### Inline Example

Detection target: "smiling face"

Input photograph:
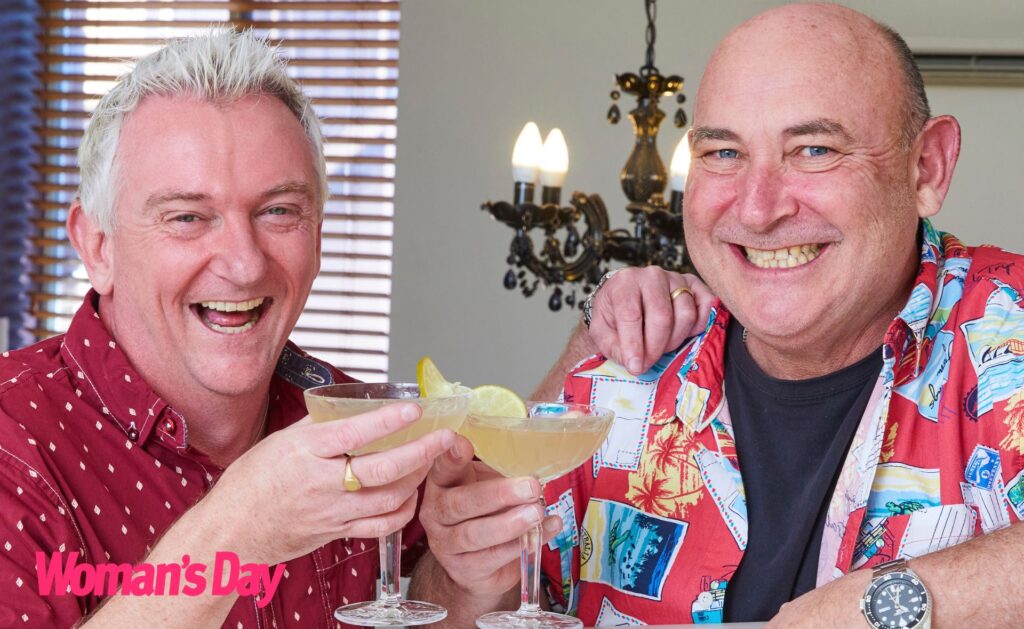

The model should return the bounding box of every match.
[684,5,926,373]
[93,94,321,400]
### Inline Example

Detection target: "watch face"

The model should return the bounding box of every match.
[864,573,929,629]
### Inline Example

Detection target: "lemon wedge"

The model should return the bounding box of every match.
[470,384,528,418]
[417,356,526,417]
[417,356,465,397]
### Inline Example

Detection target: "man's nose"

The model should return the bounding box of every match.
[734,160,798,232]
[209,218,269,286]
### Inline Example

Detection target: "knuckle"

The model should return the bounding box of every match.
[367,456,401,483]
[618,301,643,324]
[329,423,359,454]
[454,524,483,553]
[378,491,404,514]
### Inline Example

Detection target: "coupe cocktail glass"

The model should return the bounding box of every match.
[304,382,470,626]
[460,402,615,629]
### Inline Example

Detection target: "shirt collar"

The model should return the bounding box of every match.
[887,219,968,377]
[60,290,170,446]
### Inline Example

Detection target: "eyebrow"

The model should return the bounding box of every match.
[783,118,853,143]
[690,126,740,145]
[262,181,316,202]
[143,190,209,211]
[143,181,315,212]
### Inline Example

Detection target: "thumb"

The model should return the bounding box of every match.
[428,434,475,488]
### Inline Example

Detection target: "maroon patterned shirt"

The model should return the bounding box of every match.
[0,292,423,628]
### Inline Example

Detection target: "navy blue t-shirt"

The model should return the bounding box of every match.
[722,321,882,622]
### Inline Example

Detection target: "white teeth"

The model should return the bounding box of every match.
[195,297,265,333]
[207,320,257,334]
[199,298,265,313]
[744,244,823,269]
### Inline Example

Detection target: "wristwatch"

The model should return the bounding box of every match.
[860,558,931,629]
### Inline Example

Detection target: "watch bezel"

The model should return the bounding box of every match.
[862,571,930,629]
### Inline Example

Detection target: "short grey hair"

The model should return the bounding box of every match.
[77,29,327,232]
[874,21,931,147]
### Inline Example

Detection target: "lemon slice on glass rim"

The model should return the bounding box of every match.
[416,356,526,418]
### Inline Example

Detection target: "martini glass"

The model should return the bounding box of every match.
[460,402,615,629]
[304,382,470,626]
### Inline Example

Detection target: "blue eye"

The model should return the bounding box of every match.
[267,206,288,216]
[804,146,830,157]
[716,149,739,159]
[174,214,198,223]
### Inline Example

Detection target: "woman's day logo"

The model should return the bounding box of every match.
[35,551,285,607]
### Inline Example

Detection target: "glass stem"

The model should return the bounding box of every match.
[378,531,402,607]
[517,498,545,617]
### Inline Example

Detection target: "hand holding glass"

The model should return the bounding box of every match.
[460,402,614,629]
[304,383,470,626]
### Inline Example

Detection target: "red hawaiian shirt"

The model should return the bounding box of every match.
[541,220,1024,625]
[0,292,424,628]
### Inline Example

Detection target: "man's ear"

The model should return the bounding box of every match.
[912,115,961,219]
[67,200,114,294]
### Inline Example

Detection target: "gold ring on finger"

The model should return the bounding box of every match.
[343,456,363,492]
[670,286,693,300]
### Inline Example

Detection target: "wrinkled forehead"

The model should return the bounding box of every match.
[693,8,904,135]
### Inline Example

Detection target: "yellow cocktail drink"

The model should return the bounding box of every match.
[305,387,467,455]
[461,412,613,483]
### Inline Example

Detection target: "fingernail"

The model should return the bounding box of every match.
[517,505,542,525]
[400,404,419,422]
[448,439,463,460]
[515,479,538,501]
[543,517,562,534]
[439,430,455,448]
[627,357,642,374]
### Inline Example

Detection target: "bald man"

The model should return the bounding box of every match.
[411,4,1024,628]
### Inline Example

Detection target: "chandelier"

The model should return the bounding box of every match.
[481,0,695,312]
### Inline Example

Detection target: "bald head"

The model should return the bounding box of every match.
[695,3,929,148]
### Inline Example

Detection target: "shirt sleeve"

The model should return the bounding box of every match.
[0,452,87,627]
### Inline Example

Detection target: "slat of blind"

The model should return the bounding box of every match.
[41,2,400,10]
[39,19,400,30]
[40,73,397,88]
[39,36,399,49]
[28,0,401,381]
[40,54,398,68]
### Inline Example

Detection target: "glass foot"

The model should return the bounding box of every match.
[334,599,448,627]
[475,610,582,629]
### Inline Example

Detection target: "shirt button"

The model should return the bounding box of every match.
[162,418,177,435]
[127,428,139,442]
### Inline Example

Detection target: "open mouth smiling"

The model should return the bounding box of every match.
[190,297,271,334]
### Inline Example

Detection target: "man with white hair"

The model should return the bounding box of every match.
[0,30,462,627]
[0,29,700,627]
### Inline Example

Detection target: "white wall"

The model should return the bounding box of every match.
[389,1,1024,393]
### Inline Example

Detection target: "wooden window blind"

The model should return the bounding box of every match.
[32,0,399,381]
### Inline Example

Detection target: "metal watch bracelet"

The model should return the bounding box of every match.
[582,268,622,328]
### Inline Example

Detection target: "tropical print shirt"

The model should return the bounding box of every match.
[541,220,1024,625]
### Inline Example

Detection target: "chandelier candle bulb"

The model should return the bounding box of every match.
[669,136,691,191]
[539,128,569,188]
[512,121,543,184]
